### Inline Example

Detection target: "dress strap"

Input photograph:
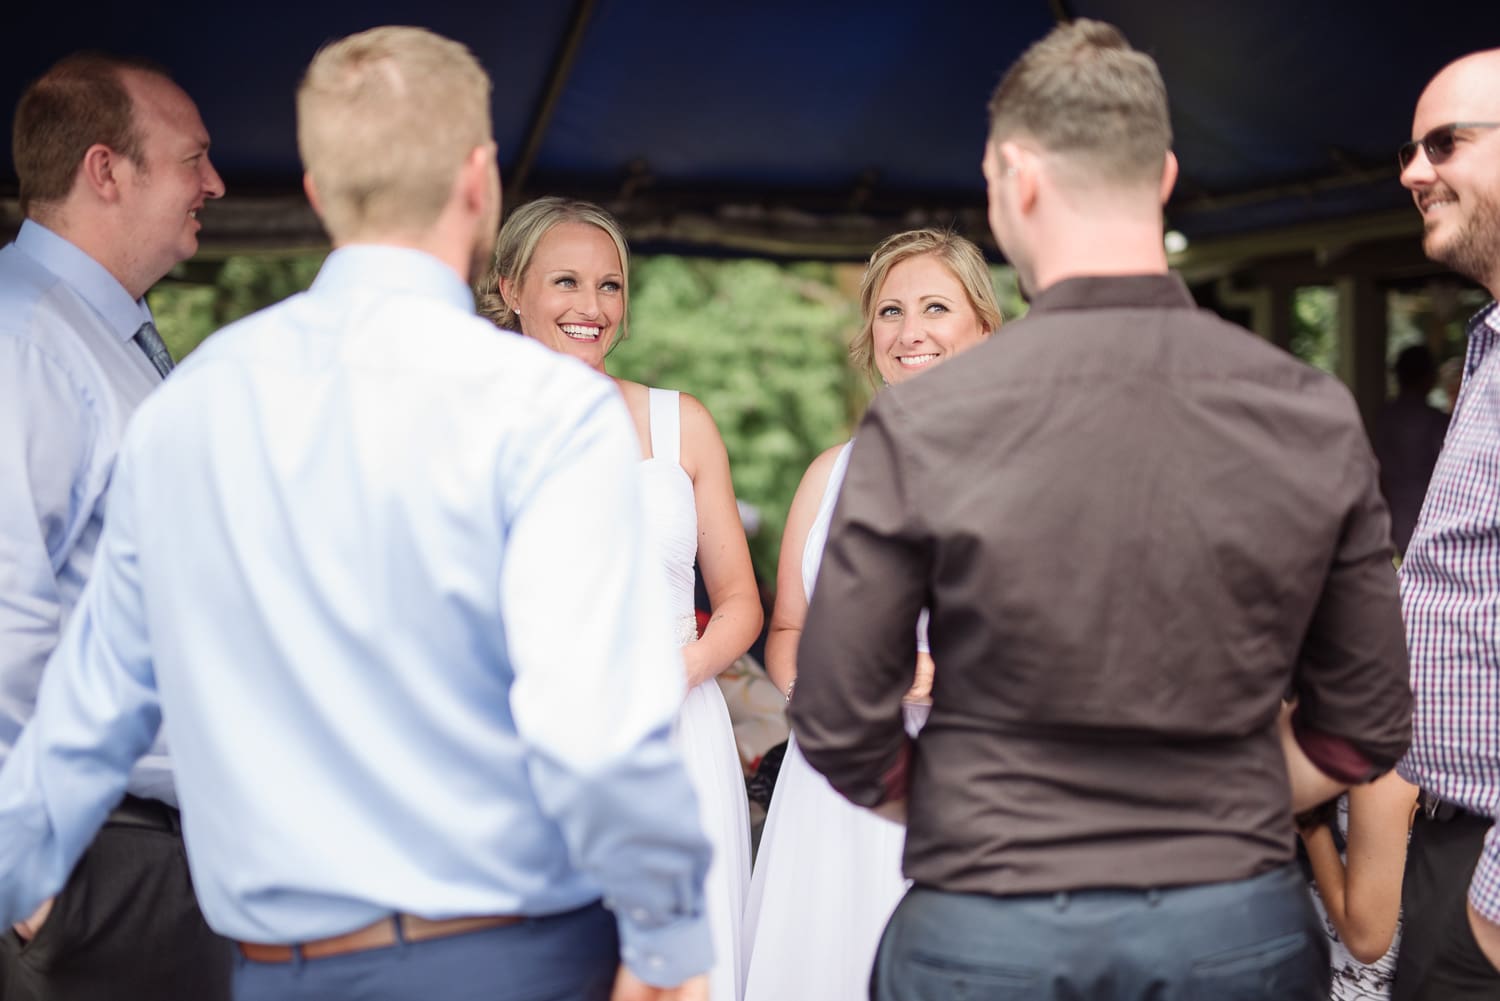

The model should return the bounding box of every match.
[648,388,681,464]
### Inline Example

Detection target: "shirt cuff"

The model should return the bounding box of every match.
[1469,821,1500,926]
[615,908,714,988]
[1291,717,1377,784]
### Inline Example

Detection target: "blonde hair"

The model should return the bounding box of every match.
[851,229,1003,378]
[478,196,632,345]
[987,19,1171,189]
[296,26,492,241]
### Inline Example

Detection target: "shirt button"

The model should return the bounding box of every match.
[622,945,637,960]
[648,955,665,969]
[632,908,650,922]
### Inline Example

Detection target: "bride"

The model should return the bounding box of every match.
[479,197,761,1001]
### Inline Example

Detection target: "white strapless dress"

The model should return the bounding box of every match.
[641,388,751,1001]
[741,441,928,1001]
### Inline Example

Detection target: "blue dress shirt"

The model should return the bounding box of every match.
[0,245,713,987]
[0,220,173,803]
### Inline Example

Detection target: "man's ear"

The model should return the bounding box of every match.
[999,140,1040,215]
[458,144,493,215]
[79,144,121,202]
[1159,150,1179,206]
[302,172,323,217]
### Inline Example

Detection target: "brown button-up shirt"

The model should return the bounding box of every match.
[790,273,1412,897]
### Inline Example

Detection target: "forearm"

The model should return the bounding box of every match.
[1301,825,1353,933]
[764,625,799,696]
[1468,824,1500,973]
[682,590,762,689]
[1280,703,1351,812]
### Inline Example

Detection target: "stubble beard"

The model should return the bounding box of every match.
[1427,185,1500,294]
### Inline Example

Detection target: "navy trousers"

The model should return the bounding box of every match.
[872,864,1329,1001]
[233,901,618,1001]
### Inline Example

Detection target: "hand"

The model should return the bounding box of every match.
[903,652,934,703]
[13,897,54,942]
[1470,901,1500,975]
[610,966,709,1001]
[680,641,709,691]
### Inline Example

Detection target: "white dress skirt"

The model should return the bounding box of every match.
[641,389,751,1001]
[741,441,929,1001]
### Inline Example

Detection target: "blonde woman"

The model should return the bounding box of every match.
[742,229,1001,1001]
[479,197,761,1001]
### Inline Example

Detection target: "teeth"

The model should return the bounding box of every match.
[560,324,600,341]
[899,353,939,367]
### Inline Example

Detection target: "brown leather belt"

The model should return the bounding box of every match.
[237,913,524,963]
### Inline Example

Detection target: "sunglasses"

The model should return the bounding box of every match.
[1398,121,1500,170]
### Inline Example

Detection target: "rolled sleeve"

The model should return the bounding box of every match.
[1292,434,1412,773]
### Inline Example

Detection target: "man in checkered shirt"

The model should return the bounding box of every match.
[1394,47,1500,1000]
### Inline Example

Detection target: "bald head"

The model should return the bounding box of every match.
[1417,49,1500,126]
[1402,48,1500,297]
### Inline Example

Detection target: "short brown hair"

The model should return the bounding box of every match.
[12,53,162,215]
[987,19,1171,187]
[297,26,492,241]
[478,196,632,346]
[851,228,1003,378]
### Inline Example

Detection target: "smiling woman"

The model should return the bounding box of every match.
[479,197,763,1001]
[742,228,1003,1001]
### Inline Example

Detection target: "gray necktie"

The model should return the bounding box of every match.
[133,320,174,378]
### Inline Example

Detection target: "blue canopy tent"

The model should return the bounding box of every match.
[3,0,1497,416]
[3,1,1493,252]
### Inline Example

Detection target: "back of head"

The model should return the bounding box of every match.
[1393,344,1437,394]
[479,196,632,340]
[297,26,492,242]
[987,18,1171,190]
[852,227,1003,378]
[13,53,162,217]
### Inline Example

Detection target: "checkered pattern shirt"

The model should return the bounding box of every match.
[1398,300,1500,923]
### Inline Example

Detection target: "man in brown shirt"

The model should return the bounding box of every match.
[789,19,1412,1001]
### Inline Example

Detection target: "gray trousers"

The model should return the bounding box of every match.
[872,864,1329,1001]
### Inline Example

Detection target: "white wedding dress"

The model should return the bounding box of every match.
[641,388,751,1001]
[741,441,928,1001]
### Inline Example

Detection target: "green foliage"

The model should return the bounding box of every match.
[148,252,326,361]
[1290,286,1338,374]
[609,256,868,579]
[143,250,1023,586]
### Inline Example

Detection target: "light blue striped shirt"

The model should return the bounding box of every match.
[0,245,713,986]
[1399,300,1500,924]
[0,220,172,803]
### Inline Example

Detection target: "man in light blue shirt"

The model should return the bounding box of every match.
[0,26,713,1001]
[0,52,228,999]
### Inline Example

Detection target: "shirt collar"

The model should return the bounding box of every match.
[1463,301,1500,379]
[311,245,477,315]
[15,219,153,342]
[1026,273,1196,315]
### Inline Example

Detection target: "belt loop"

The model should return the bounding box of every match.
[393,914,408,950]
[292,943,305,970]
